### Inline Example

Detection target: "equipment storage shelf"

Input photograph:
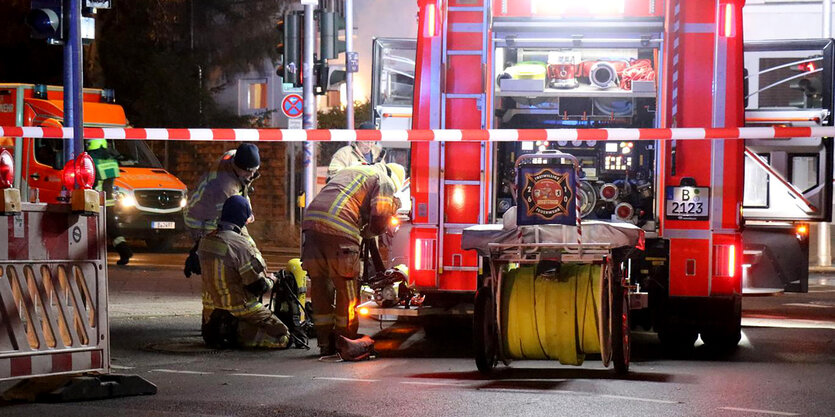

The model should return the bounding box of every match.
[496,85,656,99]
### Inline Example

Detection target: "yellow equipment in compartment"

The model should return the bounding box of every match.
[501,264,602,365]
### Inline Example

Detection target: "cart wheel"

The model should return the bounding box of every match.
[610,263,630,374]
[474,288,497,374]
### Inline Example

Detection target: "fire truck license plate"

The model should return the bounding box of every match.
[665,186,709,220]
[151,221,176,229]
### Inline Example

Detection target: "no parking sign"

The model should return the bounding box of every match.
[281,94,303,119]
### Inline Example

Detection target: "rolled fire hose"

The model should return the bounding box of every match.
[501,264,602,365]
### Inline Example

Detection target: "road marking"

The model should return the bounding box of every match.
[479,388,679,404]
[783,302,833,309]
[598,394,681,404]
[313,377,379,382]
[743,317,835,330]
[718,406,800,416]
[110,365,135,370]
[401,381,467,387]
[150,369,213,375]
[230,373,294,378]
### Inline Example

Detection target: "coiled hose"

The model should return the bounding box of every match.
[501,264,602,365]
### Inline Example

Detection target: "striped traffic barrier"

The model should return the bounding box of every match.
[1,126,834,142]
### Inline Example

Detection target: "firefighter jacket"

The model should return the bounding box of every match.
[198,222,272,318]
[184,150,250,232]
[302,164,399,245]
[87,147,120,190]
[327,143,383,179]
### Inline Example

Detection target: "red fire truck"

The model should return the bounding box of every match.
[361,0,833,353]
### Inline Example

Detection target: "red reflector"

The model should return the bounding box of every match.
[0,149,14,189]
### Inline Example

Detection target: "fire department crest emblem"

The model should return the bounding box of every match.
[520,168,573,220]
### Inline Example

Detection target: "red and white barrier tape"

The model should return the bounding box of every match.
[1,126,834,142]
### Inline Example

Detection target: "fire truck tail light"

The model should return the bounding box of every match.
[414,238,434,271]
[424,2,440,37]
[0,149,14,189]
[721,3,736,38]
[714,244,737,278]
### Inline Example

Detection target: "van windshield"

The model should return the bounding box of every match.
[108,140,163,168]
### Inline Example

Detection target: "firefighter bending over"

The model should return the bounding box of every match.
[199,195,290,349]
[87,139,132,265]
[183,143,261,277]
[301,163,405,357]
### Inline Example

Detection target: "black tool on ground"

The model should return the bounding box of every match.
[359,237,414,308]
[266,270,313,349]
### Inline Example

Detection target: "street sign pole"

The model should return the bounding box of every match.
[63,0,85,167]
[302,0,317,208]
[345,0,354,129]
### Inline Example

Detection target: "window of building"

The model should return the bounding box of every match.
[239,79,269,115]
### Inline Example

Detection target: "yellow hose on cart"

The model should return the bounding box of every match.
[501,264,603,365]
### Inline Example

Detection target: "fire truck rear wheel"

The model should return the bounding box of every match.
[700,297,742,351]
[474,288,497,374]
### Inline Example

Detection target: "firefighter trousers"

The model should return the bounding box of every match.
[301,230,361,351]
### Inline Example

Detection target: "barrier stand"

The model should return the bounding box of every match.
[0,201,156,402]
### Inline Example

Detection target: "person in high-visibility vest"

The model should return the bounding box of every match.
[87,139,133,265]
[183,143,261,277]
[199,195,290,349]
[301,162,405,359]
[327,124,384,181]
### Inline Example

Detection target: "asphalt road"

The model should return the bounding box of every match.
[1,251,834,417]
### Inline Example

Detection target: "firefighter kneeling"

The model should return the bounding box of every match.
[199,195,290,349]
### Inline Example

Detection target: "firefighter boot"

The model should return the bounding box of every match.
[116,241,133,265]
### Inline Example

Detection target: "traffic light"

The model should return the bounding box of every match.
[319,11,346,60]
[314,58,328,96]
[26,0,63,45]
[277,11,302,86]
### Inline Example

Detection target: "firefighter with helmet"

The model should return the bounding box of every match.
[87,139,132,265]
[183,143,261,277]
[199,195,290,349]
[301,162,405,358]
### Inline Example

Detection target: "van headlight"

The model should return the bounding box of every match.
[180,197,187,208]
[114,188,137,208]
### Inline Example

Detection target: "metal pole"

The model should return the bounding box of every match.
[345,0,354,128]
[288,143,296,224]
[69,0,84,160]
[303,3,317,207]
[821,1,832,266]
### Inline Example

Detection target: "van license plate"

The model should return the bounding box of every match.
[665,186,709,220]
[151,221,176,229]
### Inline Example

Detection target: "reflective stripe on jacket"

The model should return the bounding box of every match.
[302,164,397,244]
[184,151,249,230]
[198,224,269,317]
